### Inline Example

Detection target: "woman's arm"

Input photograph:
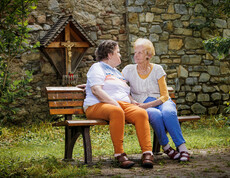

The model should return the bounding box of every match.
[91,85,120,107]
[128,95,139,105]
[138,76,169,109]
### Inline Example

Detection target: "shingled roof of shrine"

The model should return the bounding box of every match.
[39,15,96,47]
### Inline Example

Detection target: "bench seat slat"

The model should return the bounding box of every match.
[52,120,108,126]
[50,108,84,115]
[178,115,200,122]
[48,93,85,100]
[49,101,83,107]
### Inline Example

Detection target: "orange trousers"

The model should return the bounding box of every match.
[85,101,152,154]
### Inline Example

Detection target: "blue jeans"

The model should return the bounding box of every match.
[144,97,185,148]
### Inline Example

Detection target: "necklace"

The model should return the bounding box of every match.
[137,64,152,75]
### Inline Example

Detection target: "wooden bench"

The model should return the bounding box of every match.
[46,86,200,164]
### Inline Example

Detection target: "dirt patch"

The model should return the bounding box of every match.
[86,148,230,177]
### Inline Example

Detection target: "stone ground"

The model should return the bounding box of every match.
[77,148,230,178]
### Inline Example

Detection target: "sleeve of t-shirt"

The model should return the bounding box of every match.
[87,63,105,87]
[122,65,130,82]
[156,65,166,80]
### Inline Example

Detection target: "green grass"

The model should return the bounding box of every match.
[0,115,229,177]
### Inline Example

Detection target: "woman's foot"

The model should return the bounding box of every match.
[141,153,154,168]
[179,151,190,162]
[116,153,135,169]
[164,147,180,160]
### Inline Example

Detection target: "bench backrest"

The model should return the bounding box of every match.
[46,86,175,115]
[46,87,85,115]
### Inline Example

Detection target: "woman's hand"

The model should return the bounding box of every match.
[76,84,86,91]
[138,103,151,109]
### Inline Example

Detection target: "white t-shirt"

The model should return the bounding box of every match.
[83,62,131,110]
[122,63,166,103]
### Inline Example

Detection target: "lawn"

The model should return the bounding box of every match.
[0,115,229,177]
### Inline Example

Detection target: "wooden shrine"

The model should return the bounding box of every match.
[39,15,96,85]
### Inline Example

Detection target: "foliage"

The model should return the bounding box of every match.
[0,0,39,123]
[0,117,230,177]
[203,37,230,59]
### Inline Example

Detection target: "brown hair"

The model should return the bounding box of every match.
[95,40,118,61]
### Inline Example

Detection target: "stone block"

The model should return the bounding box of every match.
[169,39,183,50]
[149,34,159,42]
[220,85,229,93]
[128,13,138,23]
[161,14,181,20]
[37,15,46,24]
[189,72,200,77]
[184,37,203,49]
[167,3,174,13]
[155,42,168,55]
[215,18,227,28]
[167,73,177,78]
[186,93,196,102]
[197,94,210,102]
[192,85,202,92]
[185,77,198,85]
[174,28,192,35]
[207,66,220,76]
[175,4,188,14]
[208,106,219,115]
[191,103,207,114]
[151,7,165,14]
[223,29,230,38]
[211,93,221,101]
[177,65,188,78]
[202,84,216,93]
[199,73,210,82]
[146,13,154,22]
[150,25,162,33]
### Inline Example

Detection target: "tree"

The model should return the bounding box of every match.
[0,0,39,123]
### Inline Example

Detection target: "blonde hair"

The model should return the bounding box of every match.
[134,38,155,58]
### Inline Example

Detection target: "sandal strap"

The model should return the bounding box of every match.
[180,151,190,161]
[164,147,179,159]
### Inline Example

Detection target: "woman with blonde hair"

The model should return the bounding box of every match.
[122,38,190,162]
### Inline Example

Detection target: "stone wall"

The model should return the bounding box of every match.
[8,0,230,122]
[126,0,230,115]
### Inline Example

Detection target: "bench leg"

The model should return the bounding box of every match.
[64,126,81,161]
[64,126,93,164]
[153,131,161,155]
[82,126,93,164]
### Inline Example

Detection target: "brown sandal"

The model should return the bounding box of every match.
[141,153,154,168]
[179,151,190,162]
[164,147,180,160]
[116,153,135,169]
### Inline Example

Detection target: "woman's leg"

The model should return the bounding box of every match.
[86,103,125,154]
[144,97,169,146]
[118,101,152,153]
[146,107,169,146]
[159,99,186,148]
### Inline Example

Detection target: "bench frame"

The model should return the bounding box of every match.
[46,86,200,164]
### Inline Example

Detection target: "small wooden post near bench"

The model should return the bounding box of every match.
[46,86,200,164]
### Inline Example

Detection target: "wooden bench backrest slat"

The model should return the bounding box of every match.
[49,101,83,107]
[48,93,85,100]
[50,108,84,115]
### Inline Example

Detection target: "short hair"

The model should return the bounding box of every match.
[95,40,118,61]
[134,38,155,57]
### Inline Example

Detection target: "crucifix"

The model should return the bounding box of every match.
[61,40,75,74]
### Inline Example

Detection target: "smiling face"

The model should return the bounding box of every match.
[134,45,149,65]
[108,45,121,67]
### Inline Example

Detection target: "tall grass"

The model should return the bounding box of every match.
[0,115,229,177]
